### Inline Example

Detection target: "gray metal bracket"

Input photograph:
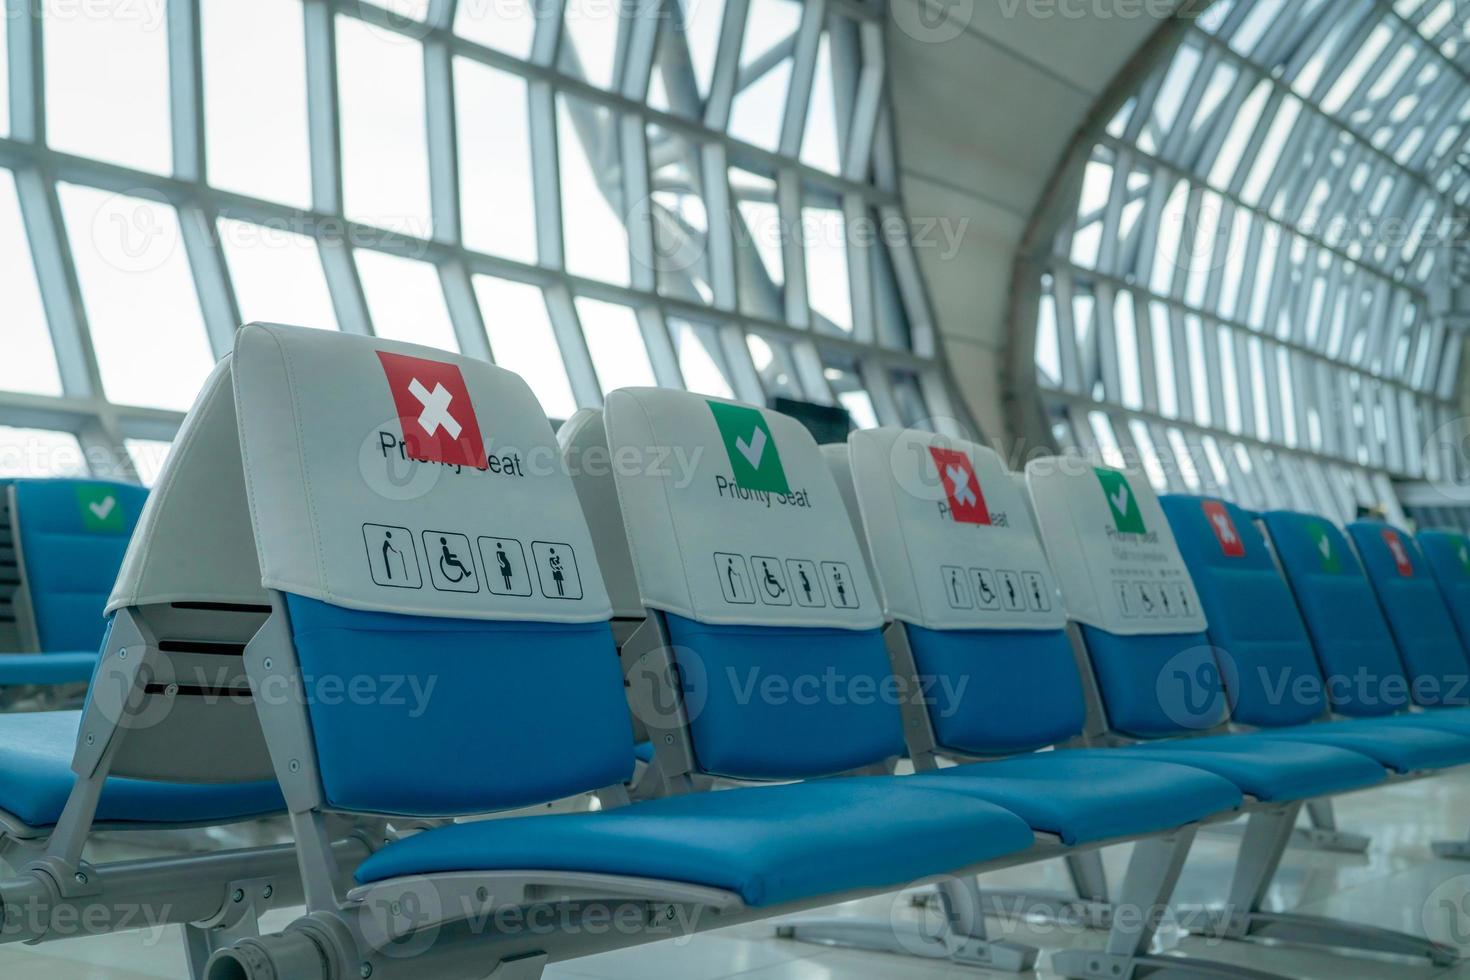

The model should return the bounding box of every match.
[182,876,270,980]
[1179,804,1459,967]
[774,875,1039,973]
[622,612,700,794]
[483,952,549,980]
[1199,799,1370,852]
[347,870,744,938]
[883,621,939,770]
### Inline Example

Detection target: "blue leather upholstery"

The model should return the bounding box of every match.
[1157,498,1470,774]
[0,653,98,686]
[1348,522,1470,706]
[1419,530,1470,655]
[11,479,146,654]
[286,595,634,816]
[1160,496,1327,727]
[354,776,1036,907]
[1081,627,1228,737]
[1259,512,1410,717]
[1126,736,1385,800]
[662,614,904,781]
[1234,719,1470,774]
[905,750,1242,845]
[905,625,1086,754]
[1348,710,1470,738]
[0,710,282,828]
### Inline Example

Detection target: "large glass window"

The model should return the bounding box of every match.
[0,11,9,138]
[336,15,430,235]
[576,297,657,394]
[44,0,171,174]
[218,219,338,330]
[202,0,311,206]
[473,276,577,420]
[0,0,947,479]
[0,172,63,397]
[455,59,537,263]
[558,94,630,286]
[60,185,214,412]
[356,249,457,350]
[1029,0,1470,520]
[0,428,88,479]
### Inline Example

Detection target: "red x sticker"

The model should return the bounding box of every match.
[377,351,488,469]
[1203,500,1245,558]
[929,447,989,525]
[1382,529,1414,578]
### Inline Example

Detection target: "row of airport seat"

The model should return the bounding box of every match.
[0,324,1466,979]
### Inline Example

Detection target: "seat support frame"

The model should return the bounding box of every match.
[1200,799,1370,854]
[1178,802,1459,967]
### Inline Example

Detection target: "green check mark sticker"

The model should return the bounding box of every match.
[1095,468,1145,534]
[75,484,124,533]
[709,401,789,494]
[1309,522,1340,573]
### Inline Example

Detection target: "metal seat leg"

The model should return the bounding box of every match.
[1052,831,1292,980]
[1182,804,1459,967]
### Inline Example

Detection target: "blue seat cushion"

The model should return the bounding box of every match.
[354,776,1036,908]
[0,653,97,686]
[0,711,283,828]
[905,625,1086,755]
[1125,736,1386,802]
[663,615,905,781]
[1234,719,1470,774]
[904,750,1241,845]
[1347,709,1470,739]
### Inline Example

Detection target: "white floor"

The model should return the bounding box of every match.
[9,774,1470,978]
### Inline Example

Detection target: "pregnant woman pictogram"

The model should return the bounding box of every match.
[495,543,514,590]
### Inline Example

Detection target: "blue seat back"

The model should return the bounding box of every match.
[664,614,904,780]
[1259,511,1409,716]
[1346,522,1470,706]
[287,595,633,815]
[1082,626,1228,737]
[12,479,146,653]
[1160,495,1327,727]
[1418,530,1470,656]
[907,625,1087,754]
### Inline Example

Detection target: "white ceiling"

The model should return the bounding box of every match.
[887,0,1183,439]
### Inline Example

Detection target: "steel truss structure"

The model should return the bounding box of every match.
[1018,0,1470,526]
[0,0,958,483]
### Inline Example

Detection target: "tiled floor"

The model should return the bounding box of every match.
[10,774,1470,978]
